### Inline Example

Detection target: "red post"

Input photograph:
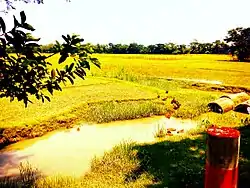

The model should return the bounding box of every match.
[205,126,240,188]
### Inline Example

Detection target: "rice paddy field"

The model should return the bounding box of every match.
[91,54,250,87]
[2,54,250,130]
[1,54,250,188]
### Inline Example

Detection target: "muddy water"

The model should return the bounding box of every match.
[0,116,197,178]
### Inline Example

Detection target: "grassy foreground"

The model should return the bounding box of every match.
[2,124,250,188]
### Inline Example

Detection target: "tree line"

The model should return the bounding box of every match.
[27,27,250,62]
[33,40,230,55]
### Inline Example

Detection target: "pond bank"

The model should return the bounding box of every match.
[0,116,197,178]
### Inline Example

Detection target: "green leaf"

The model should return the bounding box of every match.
[35,93,41,100]
[65,65,69,71]
[60,70,66,77]
[54,41,61,50]
[5,34,14,44]
[79,60,90,70]
[27,86,37,94]
[22,23,35,31]
[58,53,68,64]
[71,38,84,45]
[41,96,45,103]
[47,84,53,95]
[74,70,85,79]
[68,63,74,72]
[79,68,86,76]
[20,11,26,24]
[54,82,62,91]
[16,30,27,38]
[0,17,6,33]
[90,57,101,68]
[62,35,69,43]
[66,75,74,84]
[56,69,61,77]
[44,96,51,102]
[79,52,87,57]
[68,71,76,79]
[13,16,20,28]
[67,34,71,40]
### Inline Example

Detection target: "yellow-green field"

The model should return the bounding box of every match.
[1,54,249,128]
[91,54,250,87]
[1,54,249,132]
[1,54,250,188]
[0,77,162,128]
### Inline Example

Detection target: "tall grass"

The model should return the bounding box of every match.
[83,100,166,123]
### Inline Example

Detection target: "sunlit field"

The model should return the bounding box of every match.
[2,54,249,129]
[91,54,250,87]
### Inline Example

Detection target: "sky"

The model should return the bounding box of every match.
[1,0,250,45]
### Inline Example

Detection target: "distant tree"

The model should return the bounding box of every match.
[127,43,144,54]
[167,43,179,54]
[177,44,189,54]
[147,44,156,54]
[0,11,100,107]
[112,44,128,54]
[224,27,250,61]
[87,40,230,55]
[189,40,200,54]
[211,40,229,54]
[93,44,108,54]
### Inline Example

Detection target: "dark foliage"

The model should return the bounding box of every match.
[0,11,100,107]
[225,27,250,62]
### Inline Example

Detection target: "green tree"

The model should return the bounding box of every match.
[189,40,200,54]
[224,27,250,61]
[0,11,100,107]
[127,43,144,54]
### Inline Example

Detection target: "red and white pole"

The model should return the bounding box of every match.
[205,126,240,188]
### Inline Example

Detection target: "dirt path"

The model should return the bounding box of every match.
[167,77,223,85]
[0,116,197,178]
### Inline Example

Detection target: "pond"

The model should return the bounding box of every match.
[0,116,197,178]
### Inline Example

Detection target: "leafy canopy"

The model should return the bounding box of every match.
[224,27,250,62]
[0,11,100,107]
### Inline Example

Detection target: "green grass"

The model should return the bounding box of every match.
[83,100,166,123]
[0,77,162,129]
